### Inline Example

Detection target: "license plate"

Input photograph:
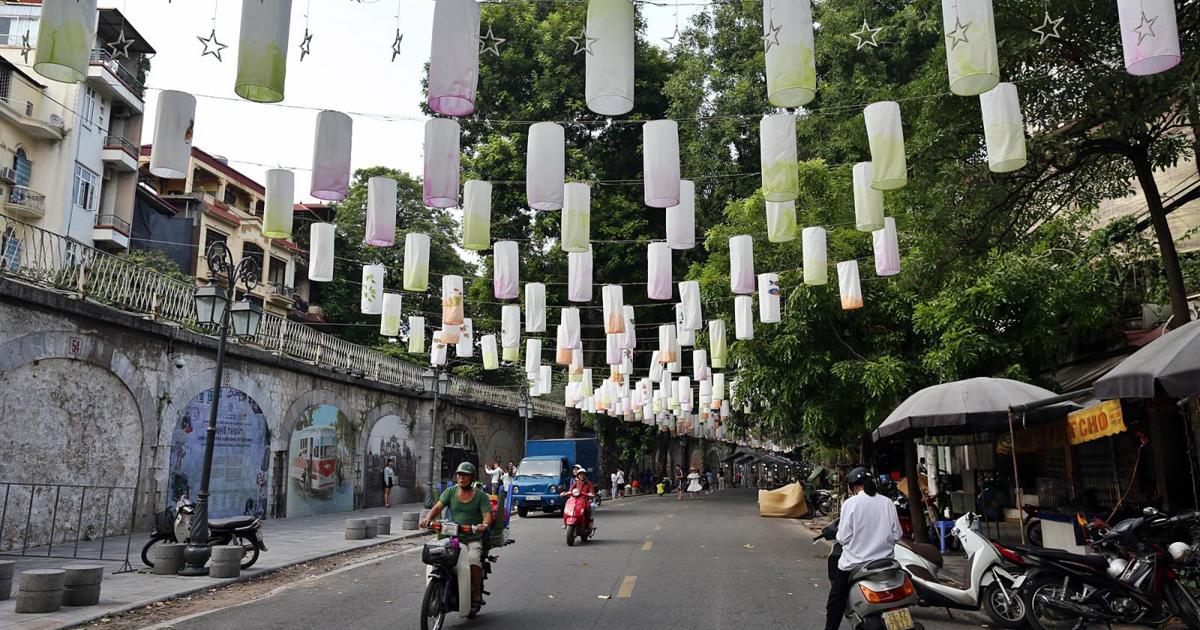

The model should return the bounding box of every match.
[526,496,542,502]
[882,608,913,630]
[442,521,458,533]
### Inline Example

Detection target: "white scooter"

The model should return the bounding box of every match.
[894,512,1027,628]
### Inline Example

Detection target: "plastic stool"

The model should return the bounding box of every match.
[930,520,955,552]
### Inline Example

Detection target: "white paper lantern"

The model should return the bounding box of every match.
[408,316,426,353]
[679,376,693,411]
[679,281,702,331]
[428,0,481,116]
[758,273,781,323]
[423,118,460,208]
[501,304,521,355]
[712,372,725,401]
[649,351,663,381]
[441,274,465,325]
[676,305,696,347]
[643,120,681,208]
[735,295,754,340]
[941,0,999,96]
[666,180,696,250]
[311,110,353,201]
[603,285,626,334]
[838,260,863,310]
[585,0,635,116]
[622,305,637,350]
[431,334,448,367]
[403,233,431,291]
[150,91,195,180]
[366,176,397,246]
[1118,0,1180,76]
[729,235,756,294]
[263,169,295,239]
[606,333,622,366]
[456,318,474,357]
[693,349,710,381]
[308,223,334,282]
[481,334,499,370]
[766,201,797,243]
[979,83,1027,173]
[234,0,292,102]
[709,320,727,369]
[527,122,566,211]
[440,324,461,346]
[380,293,402,336]
[853,162,885,232]
[525,283,547,333]
[33,0,98,84]
[493,240,519,299]
[561,307,582,349]
[581,368,594,396]
[873,217,901,276]
[526,339,543,378]
[864,102,907,190]
[561,183,591,253]
[568,246,593,302]
[802,227,828,285]
[760,114,799,202]
[539,365,553,395]
[763,0,816,107]
[570,348,585,377]
[361,264,385,314]
[462,180,491,250]
[658,325,678,364]
[555,326,573,365]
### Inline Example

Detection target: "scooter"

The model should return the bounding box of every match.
[420,521,515,629]
[141,495,267,570]
[562,487,596,546]
[894,512,1027,628]
[809,489,835,517]
[814,522,925,630]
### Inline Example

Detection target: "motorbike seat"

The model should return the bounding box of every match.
[850,558,902,583]
[209,516,257,530]
[897,539,944,569]
[1010,545,1108,569]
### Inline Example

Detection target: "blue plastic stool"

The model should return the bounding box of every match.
[930,520,955,552]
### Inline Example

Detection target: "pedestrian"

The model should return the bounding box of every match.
[718,469,726,491]
[705,469,715,495]
[610,469,619,499]
[501,463,513,494]
[382,457,396,507]
[675,464,685,501]
[686,468,702,499]
[484,461,503,495]
[615,468,626,498]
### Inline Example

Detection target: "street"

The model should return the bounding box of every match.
[150,490,987,630]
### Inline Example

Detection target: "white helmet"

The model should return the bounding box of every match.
[1169,542,1193,562]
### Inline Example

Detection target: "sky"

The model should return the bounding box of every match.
[117,0,701,204]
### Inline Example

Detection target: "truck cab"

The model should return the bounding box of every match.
[510,438,598,518]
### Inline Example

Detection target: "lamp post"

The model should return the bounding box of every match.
[179,242,261,576]
[422,367,452,509]
[517,392,534,455]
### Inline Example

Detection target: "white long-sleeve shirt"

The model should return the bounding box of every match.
[836,490,902,571]
[484,466,502,485]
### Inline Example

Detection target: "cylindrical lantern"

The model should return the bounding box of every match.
[712,372,725,401]
[568,246,593,302]
[873,217,901,277]
[311,110,353,201]
[440,324,461,346]
[423,118,460,208]
[408,316,426,353]
[853,162,885,232]
[539,365,553,396]
[658,325,677,364]
[693,349,709,381]
[864,102,907,190]
[33,0,97,83]
[462,180,492,250]
[150,91,195,179]
[679,376,693,411]
[603,285,625,334]
[557,327,575,365]
[430,334,448,367]
[679,281,702,331]
[561,183,591,253]
[380,293,402,336]
[838,260,863,310]
[735,295,754,340]
[979,83,1027,173]
[1118,0,1180,76]
[442,274,464,325]
[802,227,827,285]
[456,318,474,357]
[308,223,334,282]
[760,114,799,202]
[234,0,292,103]
[585,0,635,116]
[365,176,397,246]
[561,307,582,349]
[493,240,519,300]
[643,120,681,208]
[525,282,546,333]
[427,0,481,116]
[649,351,663,381]
[666,180,696,249]
[941,0,999,96]
[403,233,431,291]
[766,201,797,243]
[606,333,622,366]
[527,122,565,211]
[729,235,756,294]
[482,334,499,370]
[263,169,295,239]
[758,273,781,323]
[622,304,637,349]
[763,0,816,108]
[676,305,696,346]
[526,339,542,378]
[570,349,585,377]
[581,368,594,397]
[361,264,385,314]
[501,303,521,353]
[709,320,727,369]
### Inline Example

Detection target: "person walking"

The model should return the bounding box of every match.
[483,461,502,495]
[675,464,685,501]
[615,468,626,498]
[718,469,726,492]
[705,469,715,495]
[501,462,513,494]
[686,468,702,499]
[382,457,396,507]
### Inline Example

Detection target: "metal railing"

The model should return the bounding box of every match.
[93,213,132,235]
[7,184,45,215]
[88,49,145,99]
[0,214,564,418]
[268,280,296,301]
[0,482,137,573]
[103,134,138,157]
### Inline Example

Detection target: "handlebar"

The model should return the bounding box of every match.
[429,522,481,535]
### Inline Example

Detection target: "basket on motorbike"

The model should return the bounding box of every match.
[422,537,461,567]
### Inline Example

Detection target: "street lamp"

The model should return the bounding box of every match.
[517,393,534,453]
[422,367,452,509]
[180,241,261,576]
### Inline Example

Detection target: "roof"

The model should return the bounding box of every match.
[96,8,156,56]
[202,201,242,227]
[134,182,180,216]
[0,54,46,89]
[274,239,300,253]
[139,144,266,196]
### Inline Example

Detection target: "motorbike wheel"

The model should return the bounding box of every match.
[420,579,447,630]
[1166,580,1200,629]
[815,498,831,517]
[982,581,1027,629]
[566,525,576,547]
[1023,573,1085,630]
[237,534,260,569]
[1025,520,1043,547]
[580,527,590,543]
[141,536,169,568]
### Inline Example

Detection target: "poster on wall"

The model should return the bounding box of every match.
[287,404,356,517]
[365,414,418,507]
[168,388,270,519]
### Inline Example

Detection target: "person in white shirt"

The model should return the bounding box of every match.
[483,462,503,495]
[824,467,902,630]
[615,468,625,498]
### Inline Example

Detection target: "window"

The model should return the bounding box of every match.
[0,65,11,103]
[1,226,19,271]
[242,243,264,280]
[80,88,95,129]
[222,188,236,206]
[268,256,287,287]
[72,163,98,211]
[12,148,30,186]
[0,16,38,48]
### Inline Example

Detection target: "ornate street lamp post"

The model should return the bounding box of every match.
[422,367,452,509]
[517,392,534,454]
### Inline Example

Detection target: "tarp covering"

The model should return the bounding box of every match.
[1094,319,1200,400]
[758,482,808,518]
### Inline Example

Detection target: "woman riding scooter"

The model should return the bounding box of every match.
[561,466,596,528]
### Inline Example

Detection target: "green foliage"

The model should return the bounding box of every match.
[119,248,190,284]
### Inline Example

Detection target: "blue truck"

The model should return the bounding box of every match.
[511,438,598,517]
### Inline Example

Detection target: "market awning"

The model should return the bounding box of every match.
[1094,319,1200,400]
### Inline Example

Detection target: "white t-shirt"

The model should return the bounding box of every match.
[611,473,619,487]
[836,490,903,571]
[615,471,625,485]
[485,465,502,485]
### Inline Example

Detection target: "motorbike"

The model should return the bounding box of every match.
[895,512,1027,628]
[809,489,835,517]
[814,521,925,630]
[562,486,596,546]
[420,521,514,630]
[141,495,267,570]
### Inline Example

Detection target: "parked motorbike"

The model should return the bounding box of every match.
[562,487,596,546]
[814,522,925,630]
[809,489,835,517]
[141,496,267,570]
[420,521,514,630]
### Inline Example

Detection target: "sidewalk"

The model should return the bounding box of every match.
[0,502,430,630]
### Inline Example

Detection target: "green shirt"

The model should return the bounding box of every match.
[438,485,489,541]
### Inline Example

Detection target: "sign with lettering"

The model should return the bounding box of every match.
[1067,400,1126,446]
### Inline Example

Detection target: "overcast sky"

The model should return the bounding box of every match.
[118,0,699,203]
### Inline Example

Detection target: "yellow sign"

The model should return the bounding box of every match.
[1067,400,1126,446]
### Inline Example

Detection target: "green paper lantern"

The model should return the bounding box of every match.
[235,0,292,103]
[34,0,96,84]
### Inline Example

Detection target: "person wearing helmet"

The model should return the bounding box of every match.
[561,465,596,528]
[823,467,902,630]
[420,462,492,616]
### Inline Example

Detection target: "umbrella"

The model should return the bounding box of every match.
[1094,320,1200,400]
[872,377,1079,442]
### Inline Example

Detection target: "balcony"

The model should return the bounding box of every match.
[101,135,139,172]
[3,185,46,220]
[267,280,296,307]
[87,50,144,112]
[92,213,131,251]
[0,96,65,142]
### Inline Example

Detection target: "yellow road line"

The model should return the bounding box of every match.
[617,575,637,598]
[642,540,653,551]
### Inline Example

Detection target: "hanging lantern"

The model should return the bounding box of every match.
[501,304,521,361]
[527,122,566,211]
[649,351,663,381]
[149,91,195,179]
[712,372,725,401]
[603,285,626,334]
[679,376,693,412]
[585,0,635,116]
[427,0,481,116]
[526,339,542,378]
[408,316,426,353]
[555,326,574,365]
[423,118,460,208]
[735,296,754,340]
[693,349,710,381]
[873,217,901,276]
[234,0,292,102]
[440,324,461,345]
[698,377,712,409]
[308,223,335,282]
[676,305,696,347]
[763,0,816,107]
[581,368,594,396]
[853,162,885,232]
[361,264,385,314]
[668,334,682,372]
[561,183,591,253]
[263,169,295,239]
[679,281,702,331]
[442,274,464,325]
[941,0,999,96]
[622,305,637,350]
[606,333,622,366]
[658,325,678,364]
[979,83,1027,173]
[838,260,863,310]
[709,320,727,368]
[647,242,673,299]
[720,399,730,419]
[431,333,448,367]
[525,283,546,333]
[1119,0,1180,75]
[33,0,97,83]
[570,349,585,377]
[643,120,681,208]
[482,334,500,370]
[462,180,491,250]
[568,246,593,302]
[665,179,696,249]
[311,110,353,201]
[403,233,431,291]
[766,201,797,243]
[561,307,582,349]
[493,240,519,300]
[365,176,397,246]
[802,227,827,285]
[380,293,402,336]
[729,235,756,294]
[864,102,907,190]
[759,114,799,202]
[758,273,781,323]
[456,318,474,357]
[539,365,553,396]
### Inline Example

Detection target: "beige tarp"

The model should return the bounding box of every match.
[758,482,809,518]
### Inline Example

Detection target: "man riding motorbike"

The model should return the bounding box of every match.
[824,467,904,630]
[561,465,596,528]
[419,462,493,617]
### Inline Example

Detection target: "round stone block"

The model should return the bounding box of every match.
[344,519,367,541]
[400,512,420,530]
[375,516,392,535]
[62,583,101,607]
[62,565,104,587]
[208,562,240,579]
[18,569,65,592]
[14,589,63,613]
[0,560,14,580]
[364,519,378,538]
[152,543,187,576]
[210,545,243,563]
[0,578,11,601]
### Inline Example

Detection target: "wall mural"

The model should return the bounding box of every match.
[365,414,418,507]
[286,404,356,517]
[168,388,270,519]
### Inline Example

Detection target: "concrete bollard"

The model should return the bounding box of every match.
[375,516,392,535]
[0,560,13,601]
[14,569,65,614]
[209,545,242,579]
[61,565,104,607]
[363,518,378,539]
[345,518,367,540]
[152,543,187,576]
[400,511,420,530]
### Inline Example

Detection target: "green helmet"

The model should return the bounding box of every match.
[455,462,477,477]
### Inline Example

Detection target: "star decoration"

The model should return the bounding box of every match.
[662,26,678,48]
[299,28,313,61]
[106,28,136,60]
[1133,11,1157,45]
[761,19,782,52]
[850,20,882,50]
[567,27,598,56]
[1032,11,1063,45]
[478,26,505,57]
[197,28,228,62]
[391,29,403,62]
[945,16,971,50]
[20,30,31,63]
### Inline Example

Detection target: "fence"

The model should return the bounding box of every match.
[0,482,137,573]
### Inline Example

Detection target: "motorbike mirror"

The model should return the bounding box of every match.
[1143,506,1160,517]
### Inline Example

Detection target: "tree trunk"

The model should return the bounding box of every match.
[904,440,930,543]
[563,406,581,438]
[1132,152,1193,328]
[1190,81,1200,180]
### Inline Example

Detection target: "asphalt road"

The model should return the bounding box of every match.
[162,490,990,629]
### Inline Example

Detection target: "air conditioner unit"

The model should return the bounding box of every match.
[102,168,112,181]
[0,167,17,184]
[48,114,64,128]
